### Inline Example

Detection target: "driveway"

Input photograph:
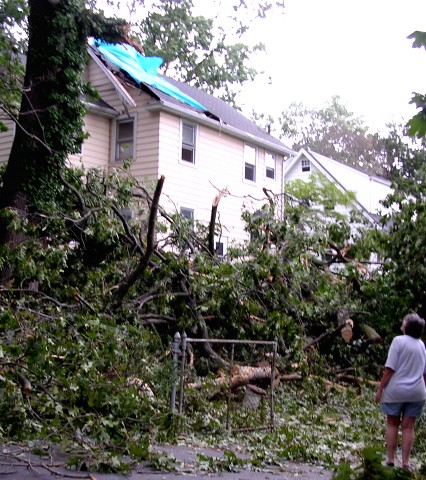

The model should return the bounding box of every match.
[0,443,333,479]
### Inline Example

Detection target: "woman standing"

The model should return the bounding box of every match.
[375,313,426,470]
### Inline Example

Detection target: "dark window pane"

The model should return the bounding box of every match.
[182,123,195,163]
[215,242,224,256]
[266,167,275,179]
[245,163,255,181]
[302,159,310,172]
[116,119,134,161]
[180,207,194,221]
[118,121,133,140]
[182,147,194,163]
[265,152,275,179]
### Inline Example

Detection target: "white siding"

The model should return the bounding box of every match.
[86,59,125,111]
[318,157,391,215]
[68,113,110,169]
[128,97,160,182]
[369,179,391,214]
[85,58,160,183]
[284,153,392,216]
[157,113,285,245]
[0,119,15,165]
[284,160,319,183]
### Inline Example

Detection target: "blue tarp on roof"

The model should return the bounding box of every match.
[91,39,207,112]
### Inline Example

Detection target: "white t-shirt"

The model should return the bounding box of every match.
[382,334,426,403]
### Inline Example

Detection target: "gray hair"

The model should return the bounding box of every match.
[404,313,425,339]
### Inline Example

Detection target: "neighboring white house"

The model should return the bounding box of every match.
[283,148,394,273]
[284,148,393,223]
[0,41,295,256]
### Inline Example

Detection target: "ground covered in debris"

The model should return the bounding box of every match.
[0,443,333,480]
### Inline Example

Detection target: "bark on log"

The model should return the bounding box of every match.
[188,363,283,390]
[335,374,379,387]
[280,373,303,381]
[208,194,222,256]
[229,364,273,389]
[359,323,383,343]
[303,323,345,351]
[16,372,32,395]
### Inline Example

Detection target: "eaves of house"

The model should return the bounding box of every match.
[82,93,118,118]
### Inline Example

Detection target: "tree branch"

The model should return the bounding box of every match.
[114,176,165,301]
[208,193,222,256]
[177,273,228,369]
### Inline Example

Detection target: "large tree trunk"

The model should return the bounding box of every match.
[0,0,128,259]
[0,0,89,249]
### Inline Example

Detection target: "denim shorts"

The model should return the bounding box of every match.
[381,401,425,418]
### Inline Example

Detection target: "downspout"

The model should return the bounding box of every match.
[281,154,286,221]
[370,176,373,214]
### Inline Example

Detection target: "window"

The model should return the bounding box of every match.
[120,208,132,222]
[180,207,194,226]
[181,122,196,163]
[115,118,134,162]
[215,242,224,257]
[215,235,227,258]
[301,158,311,172]
[244,144,256,181]
[265,152,276,179]
[114,208,132,224]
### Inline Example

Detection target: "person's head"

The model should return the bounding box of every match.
[402,313,425,338]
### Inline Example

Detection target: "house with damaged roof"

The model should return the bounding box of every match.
[0,41,392,257]
[81,40,295,255]
[8,40,297,257]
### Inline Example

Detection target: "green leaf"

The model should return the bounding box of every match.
[407,110,426,138]
[408,30,426,49]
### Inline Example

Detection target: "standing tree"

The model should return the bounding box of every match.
[133,0,264,106]
[361,31,426,327]
[0,0,130,248]
[371,151,426,323]
[0,0,27,133]
[278,96,389,177]
[407,31,426,138]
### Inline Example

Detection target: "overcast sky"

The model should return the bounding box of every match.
[230,0,426,133]
[105,0,426,134]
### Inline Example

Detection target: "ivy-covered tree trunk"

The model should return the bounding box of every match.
[0,0,127,251]
[0,0,86,245]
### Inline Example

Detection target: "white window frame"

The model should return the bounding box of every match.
[244,144,257,182]
[181,121,197,164]
[115,116,135,162]
[180,207,194,227]
[265,151,276,180]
